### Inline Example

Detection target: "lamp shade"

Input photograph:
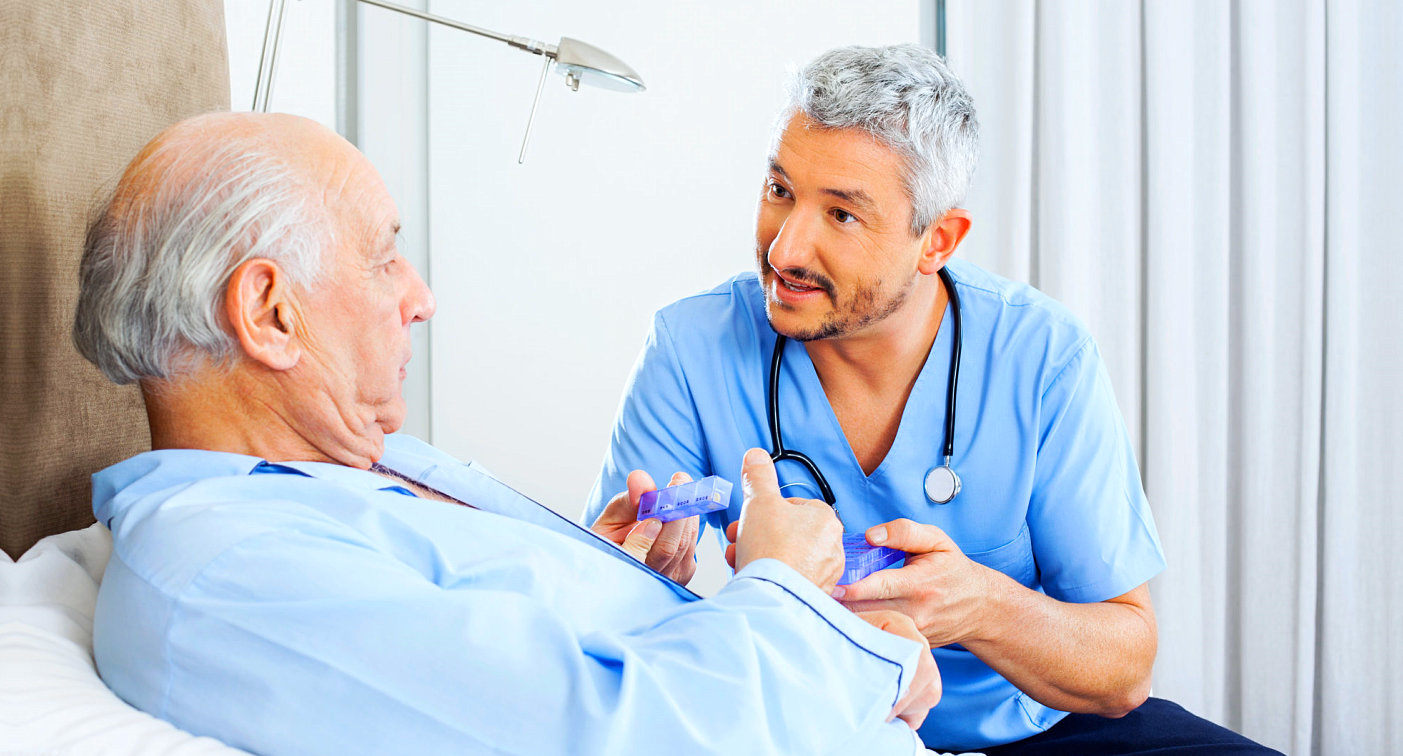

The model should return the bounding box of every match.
[555,37,645,92]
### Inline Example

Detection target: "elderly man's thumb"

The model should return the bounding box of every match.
[740,448,780,499]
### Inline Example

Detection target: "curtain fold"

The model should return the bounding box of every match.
[1319,3,1403,752]
[947,2,1401,753]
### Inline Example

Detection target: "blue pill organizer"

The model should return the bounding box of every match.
[839,534,906,585]
[638,476,733,522]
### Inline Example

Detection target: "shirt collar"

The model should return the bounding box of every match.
[93,449,413,527]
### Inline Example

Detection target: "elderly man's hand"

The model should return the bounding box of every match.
[591,470,700,585]
[833,519,994,648]
[727,449,844,591]
[856,610,942,729]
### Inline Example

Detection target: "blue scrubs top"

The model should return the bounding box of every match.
[92,435,927,755]
[585,259,1167,751]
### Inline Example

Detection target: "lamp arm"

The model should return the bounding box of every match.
[353,0,557,58]
[251,0,644,163]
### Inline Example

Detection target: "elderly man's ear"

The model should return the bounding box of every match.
[225,258,303,371]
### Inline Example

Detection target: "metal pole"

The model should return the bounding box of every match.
[252,0,290,111]
[936,0,947,57]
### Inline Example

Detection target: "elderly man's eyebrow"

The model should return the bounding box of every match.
[373,221,402,260]
[768,160,790,180]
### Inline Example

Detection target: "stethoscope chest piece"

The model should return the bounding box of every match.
[924,464,961,505]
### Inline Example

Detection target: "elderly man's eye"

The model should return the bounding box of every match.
[767,181,791,199]
[832,208,856,224]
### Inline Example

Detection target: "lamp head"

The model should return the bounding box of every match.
[553,37,646,93]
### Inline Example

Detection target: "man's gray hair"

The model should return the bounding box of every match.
[74,140,327,384]
[781,44,979,236]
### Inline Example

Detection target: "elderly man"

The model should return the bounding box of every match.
[73,112,942,755]
[586,44,1279,754]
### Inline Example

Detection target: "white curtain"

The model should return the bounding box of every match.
[945,2,1402,753]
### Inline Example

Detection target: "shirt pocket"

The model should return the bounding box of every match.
[962,521,1036,589]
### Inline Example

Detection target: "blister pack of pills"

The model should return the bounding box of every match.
[638,476,733,522]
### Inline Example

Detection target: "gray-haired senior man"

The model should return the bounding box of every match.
[585,44,1281,755]
[74,112,945,755]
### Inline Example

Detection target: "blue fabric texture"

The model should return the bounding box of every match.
[92,434,927,755]
[584,259,1168,751]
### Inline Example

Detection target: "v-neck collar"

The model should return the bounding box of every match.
[788,298,955,485]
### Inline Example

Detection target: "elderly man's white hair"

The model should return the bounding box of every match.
[779,44,979,236]
[74,113,329,385]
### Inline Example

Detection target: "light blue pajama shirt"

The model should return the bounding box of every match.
[93,434,928,755]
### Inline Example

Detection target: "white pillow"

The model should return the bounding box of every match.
[0,525,250,755]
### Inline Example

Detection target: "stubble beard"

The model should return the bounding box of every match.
[760,261,912,343]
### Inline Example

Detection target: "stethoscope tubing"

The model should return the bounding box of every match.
[768,331,838,504]
[939,266,961,462]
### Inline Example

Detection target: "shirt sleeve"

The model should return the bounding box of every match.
[1026,339,1167,604]
[584,312,713,525]
[156,525,926,756]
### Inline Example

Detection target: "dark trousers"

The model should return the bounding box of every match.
[975,698,1284,755]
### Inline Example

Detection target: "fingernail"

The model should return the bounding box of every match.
[869,526,888,544]
[830,585,846,600]
[642,519,662,537]
[744,448,767,465]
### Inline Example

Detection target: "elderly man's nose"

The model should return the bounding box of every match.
[412,287,436,324]
[403,265,436,324]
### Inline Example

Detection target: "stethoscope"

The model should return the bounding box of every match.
[767,267,963,506]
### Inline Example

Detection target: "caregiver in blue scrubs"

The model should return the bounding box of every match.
[586,44,1279,755]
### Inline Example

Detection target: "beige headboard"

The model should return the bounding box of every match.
[1,1,230,558]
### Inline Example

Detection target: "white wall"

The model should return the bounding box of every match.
[423,0,923,593]
[226,0,929,594]
[226,1,337,128]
